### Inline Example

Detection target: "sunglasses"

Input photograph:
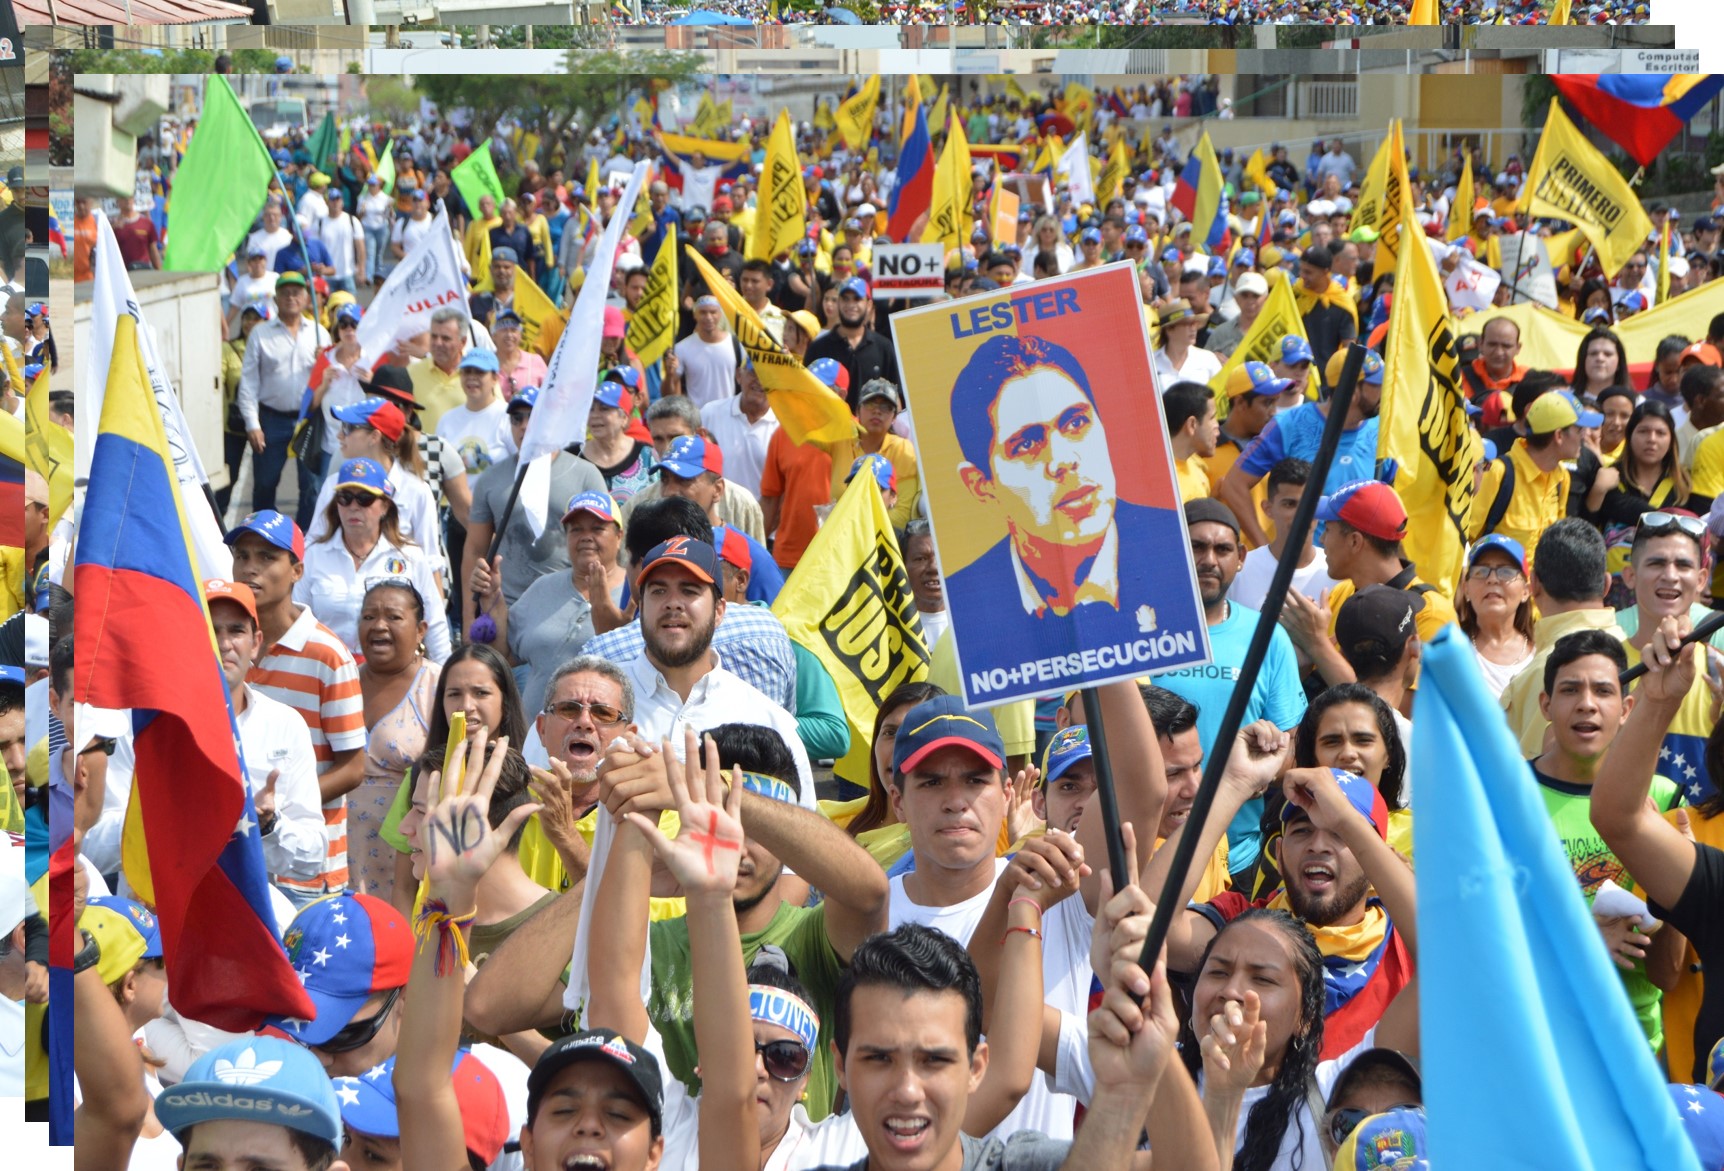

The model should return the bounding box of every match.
[317,986,401,1054]
[1465,564,1523,584]
[543,699,626,726]
[756,1039,811,1082]
[1327,1103,1419,1149]
[334,491,383,508]
[1637,511,1707,540]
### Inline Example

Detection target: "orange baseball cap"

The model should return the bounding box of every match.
[1680,342,1722,368]
[204,579,260,626]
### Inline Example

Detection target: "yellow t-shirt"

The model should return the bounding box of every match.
[1176,454,1212,503]
[409,358,466,435]
[1689,428,1724,500]
[515,809,686,923]
[1470,439,1570,577]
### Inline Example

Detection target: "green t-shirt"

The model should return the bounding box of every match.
[1532,763,1680,1050]
[648,899,845,1120]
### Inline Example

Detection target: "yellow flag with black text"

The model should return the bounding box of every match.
[922,114,973,252]
[1525,98,1653,279]
[1379,160,1482,598]
[684,245,857,445]
[1207,270,1310,413]
[1351,134,1392,238]
[836,75,881,152]
[751,110,808,262]
[626,224,678,367]
[1373,120,1411,278]
[1097,136,1129,209]
[773,473,929,791]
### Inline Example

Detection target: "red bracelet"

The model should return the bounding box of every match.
[1007,896,1044,916]
[1001,925,1042,944]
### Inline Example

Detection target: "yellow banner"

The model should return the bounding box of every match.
[25,367,72,529]
[750,110,808,263]
[922,114,973,252]
[1550,0,1571,23]
[656,131,752,164]
[772,473,930,790]
[683,244,857,446]
[1526,98,1653,279]
[1447,154,1474,243]
[1379,162,1482,598]
[513,270,568,359]
[1410,0,1438,22]
[1472,277,1724,372]
[836,74,881,152]
[626,224,678,368]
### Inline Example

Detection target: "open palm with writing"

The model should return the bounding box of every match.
[625,729,746,899]
[423,729,538,904]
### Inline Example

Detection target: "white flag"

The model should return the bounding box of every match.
[1057,133,1096,205]
[1444,250,1503,315]
[355,207,468,375]
[83,215,231,582]
[516,159,652,539]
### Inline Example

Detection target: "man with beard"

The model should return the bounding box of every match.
[1161,753,1417,1061]
[803,278,900,415]
[589,722,888,1121]
[1158,499,1307,885]
[622,536,813,796]
[1217,346,1385,549]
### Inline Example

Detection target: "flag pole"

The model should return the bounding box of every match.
[1079,685,1131,898]
[1134,342,1367,983]
[468,461,531,642]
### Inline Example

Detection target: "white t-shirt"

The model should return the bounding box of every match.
[296,188,329,235]
[306,460,446,578]
[435,398,510,477]
[1472,642,1534,701]
[918,607,952,651]
[229,271,278,314]
[233,686,326,883]
[319,212,362,281]
[700,396,779,500]
[674,333,740,410]
[392,214,436,256]
[358,191,393,231]
[1213,1028,1378,1171]
[246,225,295,270]
[1230,544,1343,613]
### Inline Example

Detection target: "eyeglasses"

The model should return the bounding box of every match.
[756,1039,811,1082]
[543,699,627,726]
[1327,1103,1419,1149]
[1637,511,1707,540]
[339,422,372,437]
[1466,564,1523,584]
[316,986,401,1054]
[334,491,383,508]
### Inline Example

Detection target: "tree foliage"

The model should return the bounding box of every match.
[64,47,285,74]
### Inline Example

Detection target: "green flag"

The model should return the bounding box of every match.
[376,141,395,195]
[161,76,277,272]
[450,138,506,219]
[305,112,339,175]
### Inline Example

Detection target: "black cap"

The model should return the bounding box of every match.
[527,1029,664,1133]
[1335,584,1425,661]
[1183,497,1240,536]
[360,363,419,408]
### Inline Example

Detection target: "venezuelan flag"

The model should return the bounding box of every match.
[888,99,934,243]
[969,143,1030,173]
[1171,132,1229,253]
[0,411,23,548]
[74,316,314,1034]
[1550,75,1724,168]
[48,210,67,257]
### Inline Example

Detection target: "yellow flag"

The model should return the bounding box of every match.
[25,365,72,529]
[1525,98,1654,279]
[1373,120,1412,279]
[751,110,808,262]
[929,85,950,139]
[1447,153,1474,243]
[520,132,541,170]
[512,271,568,359]
[1379,161,1482,598]
[684,244,857,446]
[626,225,679,368]
[585,155,600,202]
[690,93,719,137]
[772,473,930,791]
[1004,77,1028,105]
[1410,0,1438,22]
[836,75,881,152]
[1207,270,1309,404]
[1350,134,1393,237]
[1658,218,1672,304]
[1096,135,1129,209]
[813,100,836,133]
[917,76,937,107]
[922,113,973,252]
[1550,0,1571,22]
[1244,149,1278,201]
[1064,82,1096,131]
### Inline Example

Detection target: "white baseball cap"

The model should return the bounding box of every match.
[23,614,46,670]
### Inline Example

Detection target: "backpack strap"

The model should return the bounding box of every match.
[1480,456,1516,538]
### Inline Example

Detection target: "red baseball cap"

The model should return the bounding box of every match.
[713,523,751,572]
[1316,480,1407,542]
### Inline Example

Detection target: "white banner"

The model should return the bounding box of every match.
[355,207,468,374]
[83,215,231,582]
[870,242,946,299]
[1445,251,1503,315]
[1057,133,1095,205]
[517,159,653,538]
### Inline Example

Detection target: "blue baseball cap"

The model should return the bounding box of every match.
[1334,1106,1429,1171]
[562,490,620,527]
[1279,768,1389,839]
[605,364,641,389]
[1040,725,1092,785]
[1359,350,1386,386]
[1278,335,1315,366]
[1017,209,1032,223]
[507,386,540,414]
[809,357,849,394]
[1226,361,1294,399]
[1124,225,1149,244]
[272,148,292,165]
[333,303,361,327]
[839,276,869,299]
[1207,256,1227,277]
[796,238,818,257]
[491,246,519,265]
[241,299,272,320]
[459,348,499,373]
[1080,227,1101,244]
[892,695,1005,775]
[1469,533,1526,573]
[331,397,407,441]
[1160,246,1181,263]
[847,453,896,493]
[1002,244,1022,257]
[225,510,304,561]
[266,893,412,1046]
[1234,251,1256,269]
[657,434,723,480]
[156,1036,343,1148]
[594,380,633,413]
[333,458,394,497]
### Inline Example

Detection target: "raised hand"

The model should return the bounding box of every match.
[1087,822,1148,984]
[1199,990,1268,1095]
[599,732,676,819]
[1002,830,1091,912]
[624,730,746,899]
[1281,766,1365,835]
[421,729,538,904]
[528,757,588,858]
[1223,719,1290,796]
[1088,955,1179,1093]
[1637,615,1696,705]
[1597,914,1653,972]
[1005,764,1044,844]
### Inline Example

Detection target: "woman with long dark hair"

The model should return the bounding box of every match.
[1589,400,1690,608]
[1571,326,1632,404]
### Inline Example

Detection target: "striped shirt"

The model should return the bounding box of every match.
[250,605,366,893]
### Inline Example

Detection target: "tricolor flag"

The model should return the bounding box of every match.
[0,410,22,549]
[76,313,316,1033]
[47,209,67,257]
[1550,74,1724,168]
[888,81,935,242]
[1171,131,1229,252]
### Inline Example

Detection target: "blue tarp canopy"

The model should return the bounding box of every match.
[672,9,754,22]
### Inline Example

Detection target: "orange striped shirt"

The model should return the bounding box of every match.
[250,605,365,893]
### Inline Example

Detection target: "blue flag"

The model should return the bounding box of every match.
[1413,627,1700,1170]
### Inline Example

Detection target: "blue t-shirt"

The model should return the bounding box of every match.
[1156,601,1308,871]
[273,237,332,276]
[1235,401,1381,497]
